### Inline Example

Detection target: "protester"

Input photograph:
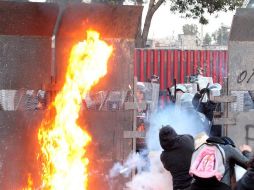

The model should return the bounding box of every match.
[190,136,252,190]
[235,156,254,190]
[159,125,195,190]
[192,86,222,137]
[192,87,216,121]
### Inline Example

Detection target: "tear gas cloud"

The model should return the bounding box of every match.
[108,104,247,190]
[109,152,147,178]
[109,105,210,190]
[125,151,173,190]
[109,150,173,190]
[147,105,210,151]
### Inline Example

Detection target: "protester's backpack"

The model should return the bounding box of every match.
[189,143,226,181]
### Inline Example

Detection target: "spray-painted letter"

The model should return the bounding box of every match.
[237,70,247,83]
[247,69,254,83]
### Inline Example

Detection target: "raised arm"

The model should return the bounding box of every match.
[227,144,252,169]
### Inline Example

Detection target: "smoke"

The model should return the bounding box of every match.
[109,104,210,189]
[109,151,148,178]
[108,103,249,190]
[109,151,172,190]
[147,105,210,151]
[235,165,247,181]
[125,151,173,190]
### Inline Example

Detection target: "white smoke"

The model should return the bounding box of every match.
[235,165,247,181]
[125,151,173,190]
[109,151,147,178]
[147,105,210,151]
[109,150,173,190]
[109,104,210,189]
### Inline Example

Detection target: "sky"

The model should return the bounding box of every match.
[142,1,236,39]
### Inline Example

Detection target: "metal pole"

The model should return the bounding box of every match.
[223,77,229,136]
[131,77,137,178]
[51,5,65,84]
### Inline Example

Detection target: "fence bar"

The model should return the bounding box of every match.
[146,49,151,80]
[219,51,224,84]
[167,50,172,102]
[153,50,158,76]
[160,50,166,107]
[174,50,178,83]
[186,50,191,79]
[167,50,172,87]
[213,51,218,83]
[206,50,210,77]
[180,50,184,83]
[140,49,145,82]
[160,50,165,90]
[200,50,204,73]
[193,50,198,74]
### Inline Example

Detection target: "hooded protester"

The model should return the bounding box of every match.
[159,125,195,190]
[190,136,252,190]
[235,156,254,190]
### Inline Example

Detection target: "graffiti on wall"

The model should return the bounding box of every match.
[237,69,254,84]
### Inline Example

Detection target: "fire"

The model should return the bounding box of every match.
[37,30,113,189]
[22,173,33,190]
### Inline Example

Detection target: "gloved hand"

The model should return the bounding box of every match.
[200,87,210,95]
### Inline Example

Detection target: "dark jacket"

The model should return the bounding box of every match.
[235,156,254,190]
[235,168,254,190]
[190,137,250,190]
[159,126,195,190]
[192,92,217,122]
[190,177,231,190]
[192,91,222,137]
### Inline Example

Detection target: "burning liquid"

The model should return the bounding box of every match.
[37,30,112,190]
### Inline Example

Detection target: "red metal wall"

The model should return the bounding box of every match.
[134,49,228,87]
[134,49,228,106]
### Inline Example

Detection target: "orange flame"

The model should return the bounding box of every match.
[22,173,33,190]
[38,30,113,190]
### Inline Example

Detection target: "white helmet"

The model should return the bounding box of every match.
[208,83,222,96]
[137,82,146,92]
